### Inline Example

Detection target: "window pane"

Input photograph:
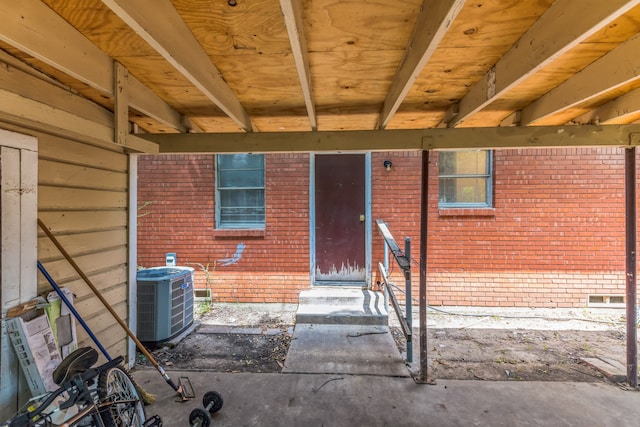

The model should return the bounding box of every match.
[439,151,487,175]
[218,154,264,170]
[219,169,264,188]
[439,177,487,204]
[438,150,491,206]
[217,154,265,228]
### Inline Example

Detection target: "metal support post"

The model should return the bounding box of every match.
[405,237,412,363]
[418,150,429,382]
[625,147,638,388]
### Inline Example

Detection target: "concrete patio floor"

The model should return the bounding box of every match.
[132,319,639,426]
[132,369,639,426]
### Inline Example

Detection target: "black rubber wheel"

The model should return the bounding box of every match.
[203,391,224,414]
[98,365,146,427]
[189,407,211,427]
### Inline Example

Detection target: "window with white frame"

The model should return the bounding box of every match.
[216,154,265,228]
[438,150,493,208]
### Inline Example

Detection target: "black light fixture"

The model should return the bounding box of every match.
[383,160,393,171]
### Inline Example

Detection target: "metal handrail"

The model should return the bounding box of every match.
[376,219,412,363]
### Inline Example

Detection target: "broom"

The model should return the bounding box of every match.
[37,219,159,404]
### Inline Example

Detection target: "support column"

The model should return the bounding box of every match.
[625,147,638,388]
[418,150,429,382]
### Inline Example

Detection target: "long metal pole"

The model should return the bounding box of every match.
[405,237,412,364]
[625,147,638,388]
[418,150,429,382]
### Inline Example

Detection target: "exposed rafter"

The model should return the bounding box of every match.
[521,33,640,125]
[280,0,316,131]
[574,87,640,125]
[451,0,640,128]
[377,0,466,130]
[0,0,186,133]
[0,60,158,153]
[101,0,254,132]
[139,124,640,154]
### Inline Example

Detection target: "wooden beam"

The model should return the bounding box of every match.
[0,77,158,154]
[452,0,640,127]
[0,89,113,142]
[0,56,113,128]
[125,134,159,154]
[0,0,186,132]
[280,0,317,131]
[500,111,521,127]
[114,62,129,146]
[101,0,254,132]
[575,87,640,125]
[521,33,640,125]
[139,124,640,153]
[377,0,466,129]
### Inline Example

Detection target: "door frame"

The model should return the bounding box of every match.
[309,152,372,287]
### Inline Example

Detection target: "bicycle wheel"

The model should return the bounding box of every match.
[98,365,146,427]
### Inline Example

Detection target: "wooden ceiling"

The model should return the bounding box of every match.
[2,0,640,142]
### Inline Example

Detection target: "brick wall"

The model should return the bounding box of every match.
[138,148,635,308]
[137,153,310,303]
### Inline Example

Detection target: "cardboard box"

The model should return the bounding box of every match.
[6,314,62,395]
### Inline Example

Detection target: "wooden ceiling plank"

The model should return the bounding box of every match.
[575,87,640,124]
[0,0,185,132]
[139,124,640,153]
[101,0,254,132]
[452,0,640,127]
[521,33,640,125]
[377,0,466,129]
[280,0,316,131]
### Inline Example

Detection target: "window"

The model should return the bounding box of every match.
[216,154,265,228]
[438,150,492,207]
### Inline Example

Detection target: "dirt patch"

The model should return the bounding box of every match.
[391,327,627,383]
[136,303,294,373]
[136,303,631,384]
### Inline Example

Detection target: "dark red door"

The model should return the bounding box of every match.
[314,154,366,283]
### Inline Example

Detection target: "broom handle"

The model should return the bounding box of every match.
[38,218,181,392]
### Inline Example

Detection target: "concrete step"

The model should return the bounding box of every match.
[296,288,388,325]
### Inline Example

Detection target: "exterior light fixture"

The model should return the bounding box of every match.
[383,160,392,171]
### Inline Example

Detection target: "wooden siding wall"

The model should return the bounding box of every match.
[0,74,130,418]
[36,131,130,356]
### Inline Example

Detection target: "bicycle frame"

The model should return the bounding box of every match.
[3,355,142,427]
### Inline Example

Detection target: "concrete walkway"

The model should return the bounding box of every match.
[132,369,640,426]
[282,323,409,377]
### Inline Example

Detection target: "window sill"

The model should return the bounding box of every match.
[213,228,265,239]
[438,207,495,217]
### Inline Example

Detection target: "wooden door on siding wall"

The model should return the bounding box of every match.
[314,154,366,284]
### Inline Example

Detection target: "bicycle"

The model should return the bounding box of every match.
[2,347,159,427]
